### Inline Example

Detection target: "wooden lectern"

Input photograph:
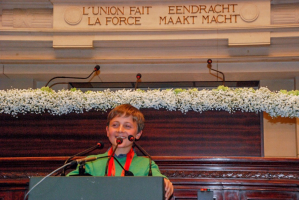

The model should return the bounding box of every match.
[28,176,164,200]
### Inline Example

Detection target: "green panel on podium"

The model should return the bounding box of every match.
[29,176,164,200]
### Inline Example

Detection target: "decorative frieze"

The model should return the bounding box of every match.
[54,1,270,29]
[0,172,48,179]
[1,170,299,180]
[2,9,53,28]
[162,170,299,180]
[271,3,299,24]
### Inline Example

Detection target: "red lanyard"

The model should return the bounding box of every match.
[107,147,134,176]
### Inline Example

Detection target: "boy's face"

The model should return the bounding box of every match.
[106,114,142,152]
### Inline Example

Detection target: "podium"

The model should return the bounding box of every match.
[28,176,165,200]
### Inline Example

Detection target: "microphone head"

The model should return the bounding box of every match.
[96,141,104,149]
[94,65,100,71]
[116,137,123,144]
[128,135,135,142]
[136,73,142,80]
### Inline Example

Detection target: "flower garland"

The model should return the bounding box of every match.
[0,86,298,118]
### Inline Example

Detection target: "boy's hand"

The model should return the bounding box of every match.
[164,178,173,200]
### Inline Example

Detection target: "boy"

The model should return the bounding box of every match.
[68,104,173,199]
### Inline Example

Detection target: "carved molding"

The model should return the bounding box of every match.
[2,170,299,180]
[0,172,50,179]
[271,3,299,24]
[161,170,299,180]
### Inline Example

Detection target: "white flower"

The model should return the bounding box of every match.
[0,86,298,118]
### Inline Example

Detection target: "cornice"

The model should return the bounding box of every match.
[1,24,299,34]
[0,0,53,9]
[1,156,299,180]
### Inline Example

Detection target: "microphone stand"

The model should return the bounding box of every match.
[24,162,72,200]
[45,65,100,88]
[48,82,69,89]
[207,59,225,86]
[25,155,107,200]
[113,156,134,176]
[134,73,142,90]
[26,154,117,200]
[133,142,152,176]
[103,137,133,176]
[61,142,104,176]
[74,155,133,176]
[127,135,152,176]
[25,146,136,200]
[105,138,122,176]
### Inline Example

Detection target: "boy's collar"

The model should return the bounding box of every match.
[107,147,136,158]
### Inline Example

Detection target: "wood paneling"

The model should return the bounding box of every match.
[0,109,261,157]
[1,157,299,200]
[0,109,281,200]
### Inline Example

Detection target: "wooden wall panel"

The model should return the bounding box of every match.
[140,109,261,156]
[1,157,299,200]
[0,109,267,199]
[0,109,261,157]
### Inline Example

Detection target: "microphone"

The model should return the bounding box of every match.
[61,141,104,176]
[128,135,152,176]
[105,137,123,176]
[136,73,142,80]
[128,135,134,142]
[134,73,142,90]
[45,65,101,88]
[94,65,100,71]
[116,137,123,145]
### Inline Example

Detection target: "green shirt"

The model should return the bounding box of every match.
[67,151,166,178]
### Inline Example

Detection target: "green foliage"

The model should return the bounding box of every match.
[136,89,145,92]
[40,87,53,93]
[217,85,229,91]
[288,90,299,96]
[212,85,229,92]
[70,88,81,92]
[174,88,185,94]
[280,90,288,94]
[280,89,299,96]
[249,88,256,93]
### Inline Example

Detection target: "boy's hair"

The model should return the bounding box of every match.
[107,104,145,133]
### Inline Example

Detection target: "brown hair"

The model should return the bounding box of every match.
[107,104,145,133]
